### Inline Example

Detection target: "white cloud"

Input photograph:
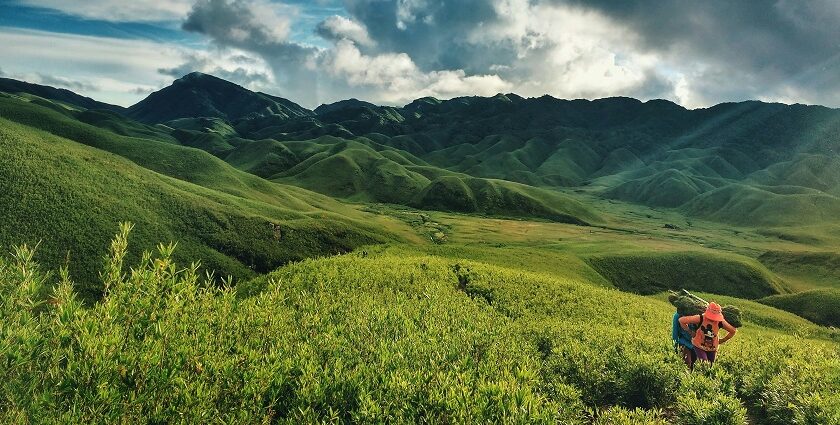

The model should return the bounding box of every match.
[319,39,511,104]
[0,28,271,106]
[16,0,194,22]
[316,15,375,47]
[467,0,665,100]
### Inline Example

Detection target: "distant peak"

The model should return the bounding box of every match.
[175,72,227,85]
[181,71,208,79]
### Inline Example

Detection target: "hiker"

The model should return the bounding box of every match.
[672,310,697,369]
[679,302,737,364]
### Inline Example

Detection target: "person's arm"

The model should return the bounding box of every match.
[719,320,737,344]
[679,315,701,331]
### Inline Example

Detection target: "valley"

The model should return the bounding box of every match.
[1,73,839,423]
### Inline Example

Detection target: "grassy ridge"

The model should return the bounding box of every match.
[2,228,838,423]
[760,289,840,327]
[0,101,399,299]
[585,251,786,299]
[220,135,601,223]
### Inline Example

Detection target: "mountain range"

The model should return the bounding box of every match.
[118,72,840,228]
[3,71,840,303]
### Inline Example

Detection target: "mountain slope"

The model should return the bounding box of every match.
[0,95,398,299]
[0,77,123,112]
[126,72,312,124]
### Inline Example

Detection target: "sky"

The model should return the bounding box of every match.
[2,0,840,109]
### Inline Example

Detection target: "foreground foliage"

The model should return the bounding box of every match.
[2,226,839,423]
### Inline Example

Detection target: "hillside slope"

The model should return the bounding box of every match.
[0,97,399,299]
[126,72,312,124]
[0,77,123,112]
[3,237,838,423]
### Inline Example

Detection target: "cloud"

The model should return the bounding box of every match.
[181,0,512,106]
[34,74,99,92]
[15,0,194,22]
[130,86,155,95]
[182,0,294,45]
[0,67,99,91]
[316,15,375,47]
[320,39,511,103]
[157,50,275,90]
[13,0,840,109]
[333,0,840,108]
[340,0,672,102]
[182,0,320,101]
[0,28,188,105]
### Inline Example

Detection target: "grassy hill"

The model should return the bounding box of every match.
[217,135,602,223]
[2,228,837,423]
[760,289,840,327]
[0,77,123,112]
[585,251,785,299]
[12,73,840,229]
[3,74,840,423]
[0,96,403,300]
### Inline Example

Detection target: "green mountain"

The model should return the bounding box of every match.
[0,92,394,300]
[3,73,840,423]
[126,72,312,124]
[0,77,124,112]
[9,72,840,229]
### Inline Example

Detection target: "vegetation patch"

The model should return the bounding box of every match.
[759,289,840,327]
[3,226,838,423]
[586,251,785,299]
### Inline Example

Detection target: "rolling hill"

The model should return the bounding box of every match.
[5,72,840,308]
[0,77,124,112]
[0,93,397,300]
[3,72,840,423]
[110,73,840,229]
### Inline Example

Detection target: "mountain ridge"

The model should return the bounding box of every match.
[5,72,840,228]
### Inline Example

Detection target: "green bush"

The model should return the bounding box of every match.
[675,392,747,425]
[593,406,668,424]
[2,226,839,423]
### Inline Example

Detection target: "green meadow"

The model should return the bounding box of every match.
[2,75,840,423]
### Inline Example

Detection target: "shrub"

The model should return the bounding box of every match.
[675,392,748,425]
[594,406,668,424]
[1,225,839,423]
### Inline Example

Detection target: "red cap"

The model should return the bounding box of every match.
[704,302,724,321]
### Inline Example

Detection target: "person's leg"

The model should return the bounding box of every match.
[694,347,709,363]
[681,346,695,369]
[707,349,716,364]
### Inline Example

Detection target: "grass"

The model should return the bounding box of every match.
[0,97,414,301]
[4,78,840,422]
[218,135,603,224]
[2,225,838,423]
[585,251,785,299]
[758,250,840,291]
[759,289,840,327]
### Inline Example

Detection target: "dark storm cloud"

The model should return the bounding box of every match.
[182,0,319,100]
[338,0,840,106]
[558,0,840,69]
[342,0,515,73]
[158,52,273,87]
[566,0,840,105]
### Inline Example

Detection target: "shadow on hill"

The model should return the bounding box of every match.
[585,251,786,299]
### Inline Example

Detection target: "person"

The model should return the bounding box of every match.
[679,302,737,364]
[672,310,697,369]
